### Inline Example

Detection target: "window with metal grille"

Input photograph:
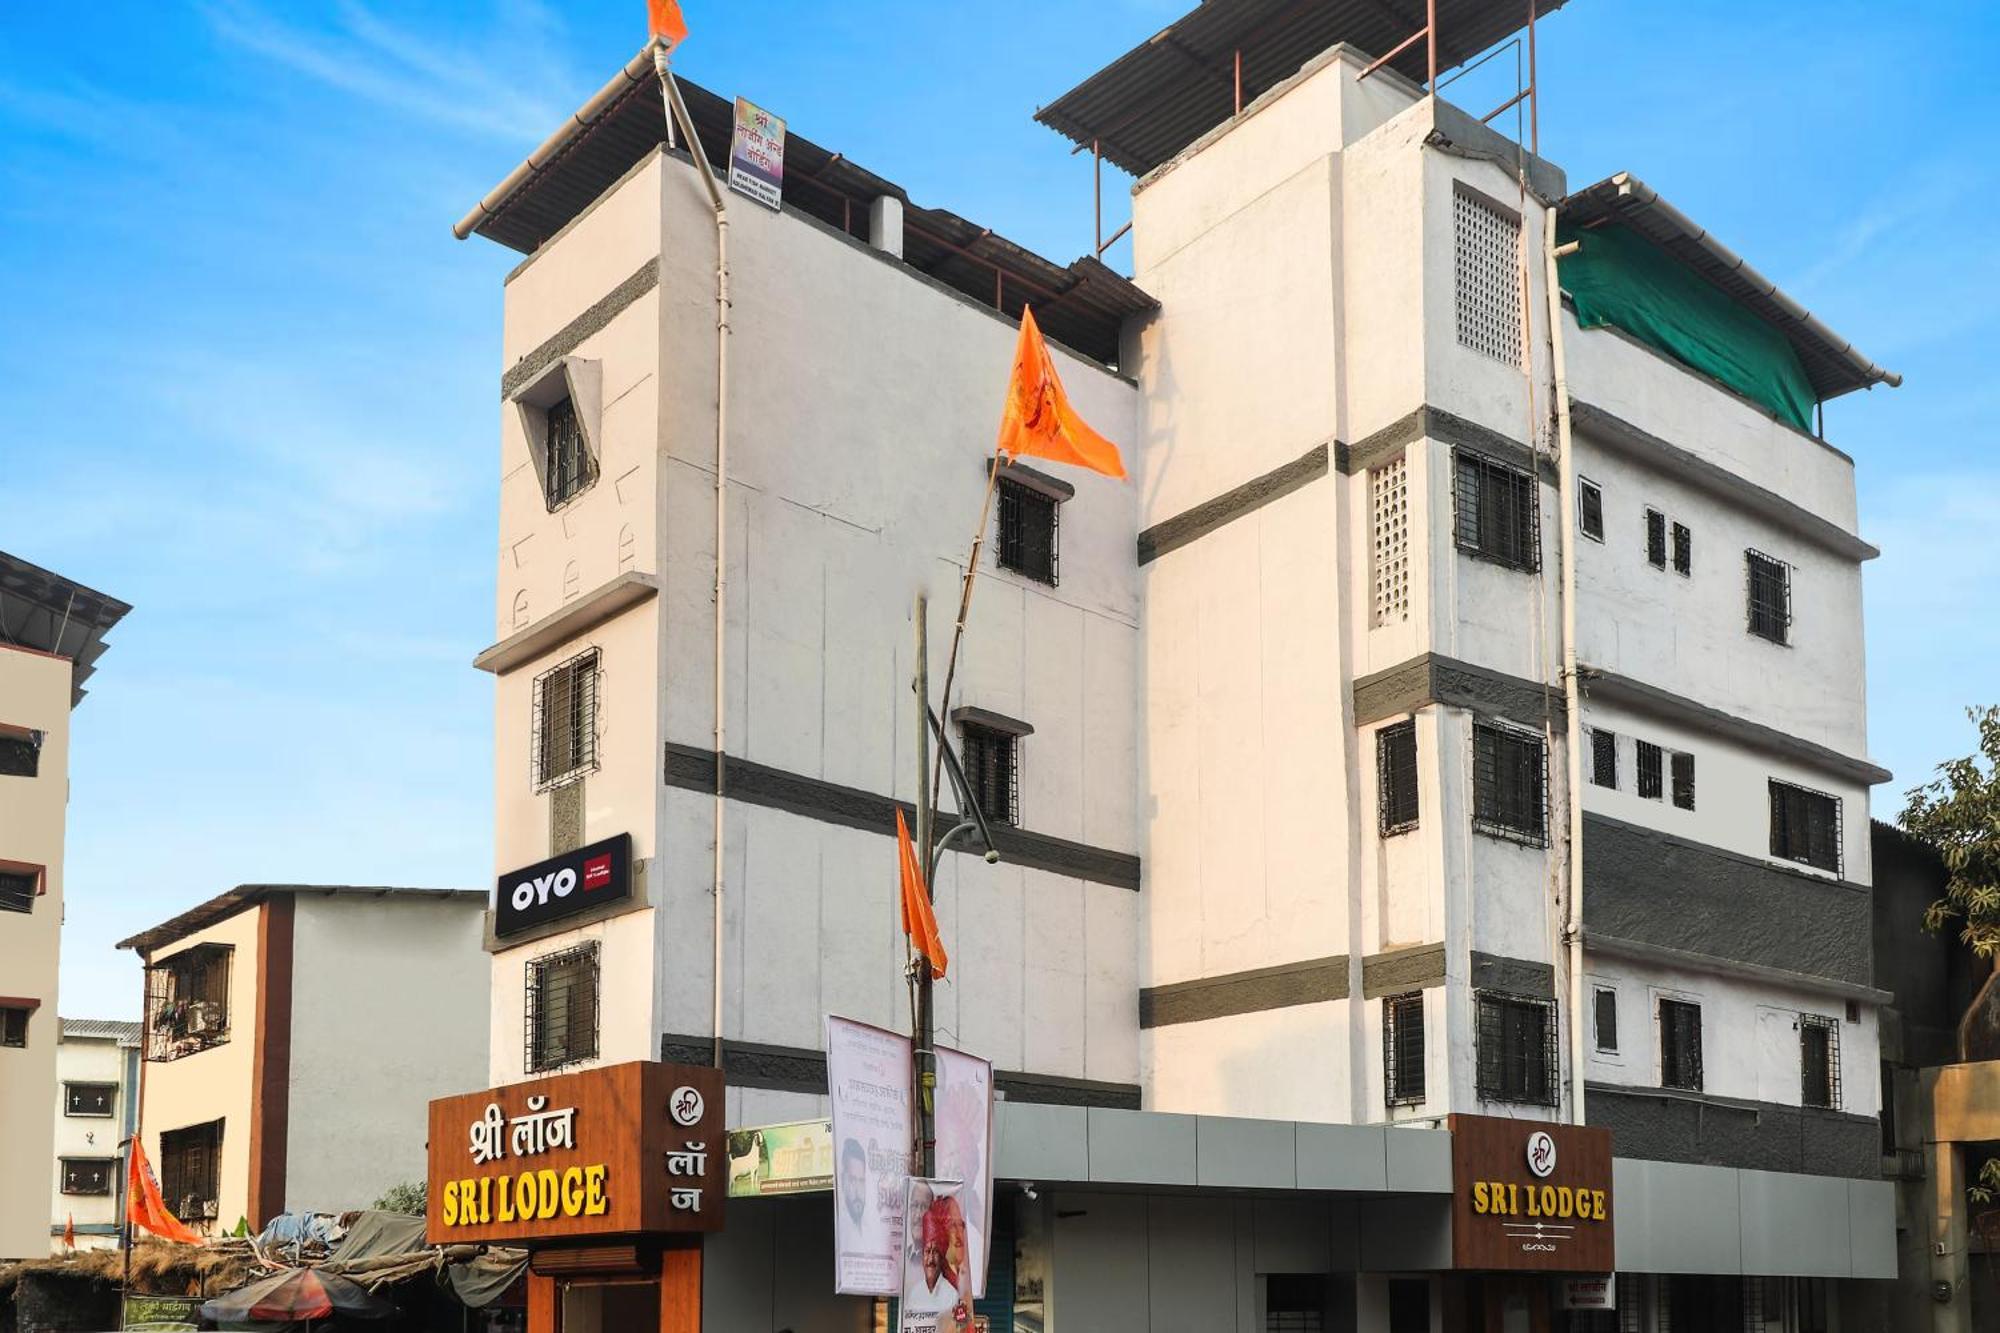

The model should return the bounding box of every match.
[1670,750,1695,811]
[1472,721,1547,846]
[1578,477,1604,542]
[1644,508,1667,568]
[996,478,1059,586]
[1671,521,1692,576]
[1377,721,1418,836]
[1387,1279,1430,1333]
[1453,187,1522,366]
[1,1006,26,1048]
[0,730,39,777]
[64,1082,116,1118]
[1800,1014,1840,1109]
[526,942,600,1073]
[1593,986,1619,1052]
[1266,1274,1327,1332]
[1658,997,1703,1091]
[542,395,595,510]
[60,1158,114,1196]
[143,944,232,1062]
[1452,449,1540,572]
[160,1120,223,1221]
[1769,779,1841,873]
[0,869,35,914]
[1370,455,1411,625]
[1383,991,1426,1107]
[1590,729,1618,789]
[960,722,1020,827]
[532,649,599,791]
[1475,991,1558,1106]
[1746,549,1792,644]
[1616,1276,1644,1333]
[1636,740,1663,800]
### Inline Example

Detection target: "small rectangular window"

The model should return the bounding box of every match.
[997,478,1060,586]
[160,1120,223,1221]
[1670,750,1695,811]
[0,869,35,914]
[1383,992,1426,1107]
[1644,509,1667,569]
[1659,998,1703,1091]
[1770,779,1842,873]
[1472,722,1547,846]
[0,1006,27,1048]
[1671,522,1692,576]
[1593,987,1619,1052]
[1590,729,1617,789]
[960,722,1020,828]
[0,730,40,778]
[1578,478,1604,542]
[542,396,595,510]
[1801,1014,1840,1109]
[1475,991,1558,1106]
[1452,449,1540,573]
[60,1158,115,1196]
[1746,550,1792,644]
[526,943,600,1073]
[1635,740,1663,800]
[1453,188,1523,367]
[1377,722,1419,836]
[533,649,600,791]
[64,1082,116,1118]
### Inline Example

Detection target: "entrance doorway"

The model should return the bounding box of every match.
[558,1279,660,1332]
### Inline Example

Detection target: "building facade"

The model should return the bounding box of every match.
[0,552,128,1260]
[117,885,490,1232]
[449,5,1903,1329]
[48,1019,141,1252]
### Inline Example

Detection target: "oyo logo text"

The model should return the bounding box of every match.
[511,868,578,912]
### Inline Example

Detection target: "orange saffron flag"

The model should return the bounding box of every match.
[62,1214,75,1249]
[647,0,689,49]
[127,1137,204,1245]
[896,809,948,979]
[996,306,1125,479]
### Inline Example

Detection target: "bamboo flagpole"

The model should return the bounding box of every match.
[928,445,1007,809]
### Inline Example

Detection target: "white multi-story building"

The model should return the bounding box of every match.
[0,552,128,1261]
[48,1019,141,1252]
[451,5,1901,1328]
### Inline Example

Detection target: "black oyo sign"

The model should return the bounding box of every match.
[495,833,633,939]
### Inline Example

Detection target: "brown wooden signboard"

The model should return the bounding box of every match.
[1448,1114,1614,1272]
[426,1061,725,1245]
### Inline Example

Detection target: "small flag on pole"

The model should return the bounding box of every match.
[896,810,948,979]
[648,0,689,51]
[127,1138,204,1245]
[62,1214,75,1249]
[996,306,1126,479]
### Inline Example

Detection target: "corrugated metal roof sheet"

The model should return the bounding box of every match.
[1035,0,1571,176]
[116,885,485,958]
[60,1018,142,1045]
[0,551,130,705]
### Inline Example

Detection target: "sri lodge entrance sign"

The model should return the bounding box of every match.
[1448,1115,1614,1272]
[426,1060,725,1245]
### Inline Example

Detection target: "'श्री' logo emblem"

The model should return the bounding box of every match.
[1526,1130,1557,1179]
[670,1085,705,1128]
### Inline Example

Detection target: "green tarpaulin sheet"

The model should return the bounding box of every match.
[1557,220,1817,432]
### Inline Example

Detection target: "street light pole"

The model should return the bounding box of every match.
[912,592,937,1179]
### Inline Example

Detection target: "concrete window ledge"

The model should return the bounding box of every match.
[473,571,658,675]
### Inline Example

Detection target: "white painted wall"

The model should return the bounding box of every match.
[49,1032,133,1251]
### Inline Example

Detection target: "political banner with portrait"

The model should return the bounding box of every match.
[827,1015,912,1295]
[932,1043,994,1298]
[901,1177,975,1333]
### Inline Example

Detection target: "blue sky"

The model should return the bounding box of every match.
[5,1,1994,1019]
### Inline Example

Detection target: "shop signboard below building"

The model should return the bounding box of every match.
[1448,1115,1614,1273]
[426,1060,724,1244]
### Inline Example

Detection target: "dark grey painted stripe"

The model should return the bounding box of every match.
[1583,668,1891,787]
[1140,955,1349,1028]
[1343,407,1427,476]
[500,260,659,400]
[1360,943,1445,998]
[1352,652,1565,730]
[1584,933,1892,1005]
[1471,953,1556,999]
[658,1033,1141,1109]
[1569,400,1877,563]
[1586,1081,1881,1180]
[1135,443,1329,566]
[663,742,1141,891]
[1583,813,1872,988]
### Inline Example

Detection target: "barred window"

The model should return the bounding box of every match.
[1593,987,1619,1053]
[1589,729,1618,790]
[1383,991,1426,1107]
[160,1120,223,1221]
[1454,187,1522,366]
[960,722,1020,828]
[1475,991,1558,1106]
[997,478,1059,586]
[0,868,35,914]
[533,649,600,791]
[1472,721,1547,846]
[1671,521,1692,577]
[543,396,595,510]
[526,943,600,1073]
[1636,740,1663,800]
[1453,449,1540,573]
[1658,998,1703,1091]
[64,1082,116,1118]
[1377,721,1418,836]
[1670,750,1696,811]
[1370,456,1411,626]
[1644,508,1667,569]
[1770,779,1841,873]
[1746,550,1792,644]
[144,944,232,1062]
[0,1006,26,1048]
[1801,1014,1841,1109]
[60,1158,114,1196]
[1578,478,1604,542]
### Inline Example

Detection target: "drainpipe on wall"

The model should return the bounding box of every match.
[655,47,732,1072]
[1544,208,1588,1126]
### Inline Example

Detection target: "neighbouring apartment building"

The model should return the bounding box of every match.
[449,2,1904,1328]
[48,1018,141,1252]
[0,551,128,1261]
[115,885,490,1233]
